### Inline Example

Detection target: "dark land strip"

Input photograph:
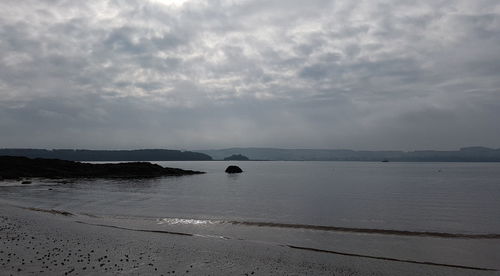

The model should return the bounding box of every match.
[0,155,204,179]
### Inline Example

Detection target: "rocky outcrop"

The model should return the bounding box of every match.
[225,165,243,174]
[0,156,204,179]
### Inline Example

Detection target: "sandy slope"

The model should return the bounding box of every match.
[0,203,497,276]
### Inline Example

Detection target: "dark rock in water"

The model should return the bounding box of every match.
[223,154,250,161]
[21,180,32,184]
[0,156,205,179]
[225,165,243,174]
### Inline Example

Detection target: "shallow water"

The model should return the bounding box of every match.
[1,161,500,270]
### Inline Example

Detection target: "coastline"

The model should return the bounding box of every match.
[1,202,497,275]
[0,156,204,180]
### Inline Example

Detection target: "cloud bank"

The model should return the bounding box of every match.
[1,0,499,150]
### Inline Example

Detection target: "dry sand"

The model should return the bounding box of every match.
[0,203,498,276]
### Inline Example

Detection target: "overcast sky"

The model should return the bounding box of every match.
[1,0,499,150]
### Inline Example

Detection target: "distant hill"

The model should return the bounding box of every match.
[223,154,250,161]
[3,147,500,162]
[199,147,500,162]
[0,149,212,161]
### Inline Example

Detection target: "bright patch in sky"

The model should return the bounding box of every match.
[149,0,190,7]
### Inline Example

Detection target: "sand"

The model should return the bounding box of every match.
[0,203,498,276]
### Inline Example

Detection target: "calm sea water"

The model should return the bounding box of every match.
[1,161,500,270]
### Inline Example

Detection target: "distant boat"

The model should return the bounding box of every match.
[381,159,389,162]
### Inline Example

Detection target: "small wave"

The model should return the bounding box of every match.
[229,221,500,239]
[157,218,216,225]
[155,217,500,239]
[16,203,500,239]
[75,221,231,240]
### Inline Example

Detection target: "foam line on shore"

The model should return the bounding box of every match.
[287,245,498,272]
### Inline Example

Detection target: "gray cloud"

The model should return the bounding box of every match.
[0,0,499,150]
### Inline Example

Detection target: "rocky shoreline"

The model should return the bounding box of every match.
[0,156,204,179]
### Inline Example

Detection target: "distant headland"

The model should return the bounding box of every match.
[0,149,212,161]
[199,146,500,162]
[2,147,500,162]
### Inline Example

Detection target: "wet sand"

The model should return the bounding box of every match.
[0,203,498,276]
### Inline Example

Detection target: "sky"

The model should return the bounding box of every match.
[0,0,499,150]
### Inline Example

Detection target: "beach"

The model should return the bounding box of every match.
[1,202,497,276]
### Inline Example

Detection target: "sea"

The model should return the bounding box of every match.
[1,161,500,271]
